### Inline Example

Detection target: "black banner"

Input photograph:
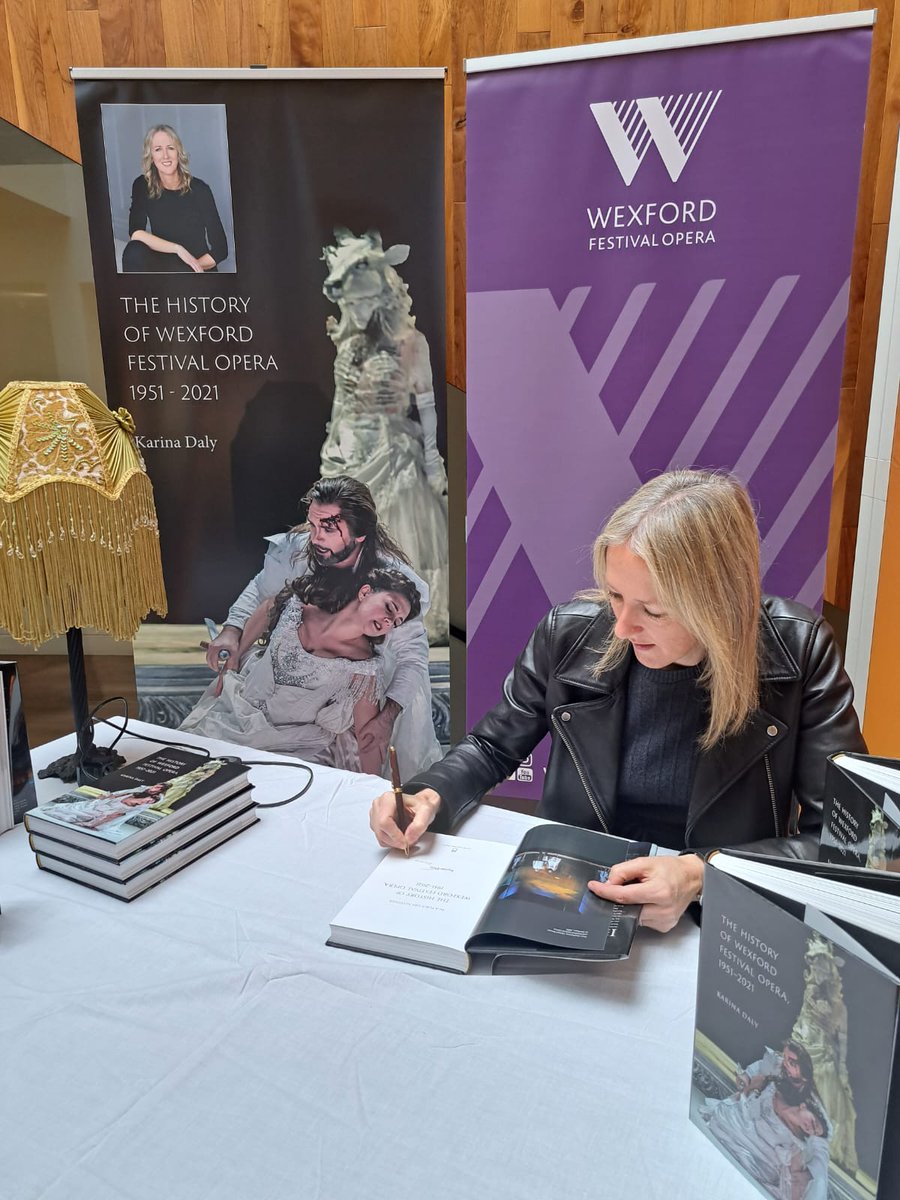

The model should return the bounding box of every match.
[75,72,446,627]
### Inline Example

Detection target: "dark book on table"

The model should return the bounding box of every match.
[820,753,900,874]
[35,804,259,901]
[329,823,655,973]
[28,789,256,881]
[692,855,900,1200]
[0,661,36,833]
[23,746,249,861]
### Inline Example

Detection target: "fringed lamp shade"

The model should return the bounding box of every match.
[0,381,167,646]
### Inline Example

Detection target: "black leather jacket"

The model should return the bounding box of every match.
[410,596,865,858]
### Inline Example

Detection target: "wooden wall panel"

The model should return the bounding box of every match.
[385,0,419,66]
[289,0,325,64]
[862,358,900,753]
[66,9,103,70]
[192,0,230,66]
[353,0,385,26]
[159,0,198,66]
[584,1,619,34]
[1,0,898,613]
[98,0,135,65]
[518,1,552,34]
[256,0,293,66]
[5,0,51,144]
[0,2,19,128]
[322,0,354,64]
[484,0,517,56]
[873,0,900,222]
[132,0,167,66]
[419,0,451,68]
[42,0,80,156]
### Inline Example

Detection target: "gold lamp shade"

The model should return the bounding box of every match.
[0,380,168,646]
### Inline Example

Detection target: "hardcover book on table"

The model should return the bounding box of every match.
[28,790,256,881]
[23,747,249,860]
[329,823,655,973]
[0,660,35,833]
[35,804,259,901]
[691,857,900,1200]
[820,753,900,874]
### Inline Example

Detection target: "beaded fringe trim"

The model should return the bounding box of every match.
[0,472,168,646]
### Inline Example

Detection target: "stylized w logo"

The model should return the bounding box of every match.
[589,92,722,185]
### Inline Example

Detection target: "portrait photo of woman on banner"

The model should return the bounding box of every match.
[100,103,237,273]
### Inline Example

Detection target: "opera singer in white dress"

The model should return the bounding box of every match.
[182,568,421,776]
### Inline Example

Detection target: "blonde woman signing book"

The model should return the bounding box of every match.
[370,470,866,932]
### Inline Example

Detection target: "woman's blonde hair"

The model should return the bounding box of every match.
[587,470,761,749]
[142,124,192,199]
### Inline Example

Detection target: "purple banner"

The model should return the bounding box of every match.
[466,25,872,799]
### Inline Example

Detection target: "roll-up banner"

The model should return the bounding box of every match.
[73,68,447,641]
[466,16,873,800]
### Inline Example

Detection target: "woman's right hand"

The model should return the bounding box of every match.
[369,787,442,850]
[176,244,204,272]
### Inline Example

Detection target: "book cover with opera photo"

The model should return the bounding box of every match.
[691,865,900,1200]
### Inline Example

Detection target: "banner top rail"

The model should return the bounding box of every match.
[70,67,446,81]
[465,11,875,74]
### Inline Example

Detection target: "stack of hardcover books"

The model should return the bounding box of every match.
[24,746,256,900]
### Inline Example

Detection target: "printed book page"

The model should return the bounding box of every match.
[834,754,900,791]
[469,823,647,955]
[714,855,900,939]
[804,907,900,981]
[330,833,515,955]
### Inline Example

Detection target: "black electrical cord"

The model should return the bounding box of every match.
[91,712,316,808]
[234,761,314,808]
[93,704,212,762]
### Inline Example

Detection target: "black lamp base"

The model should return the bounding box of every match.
[38,742,125,786]
[35,627,126,786]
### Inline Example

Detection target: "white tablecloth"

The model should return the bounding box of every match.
[0,722,752,1199]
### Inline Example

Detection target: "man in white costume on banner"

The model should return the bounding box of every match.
[205,475,439,778]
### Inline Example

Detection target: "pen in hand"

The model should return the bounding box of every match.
[389,745,409,856]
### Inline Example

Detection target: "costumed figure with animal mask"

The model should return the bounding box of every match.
[319,228,449,645]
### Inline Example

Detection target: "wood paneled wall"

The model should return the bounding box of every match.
[1,0,898,609]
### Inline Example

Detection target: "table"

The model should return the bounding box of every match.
[0,721,753,1200]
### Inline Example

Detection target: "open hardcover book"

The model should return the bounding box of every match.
[328,822,655,973]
